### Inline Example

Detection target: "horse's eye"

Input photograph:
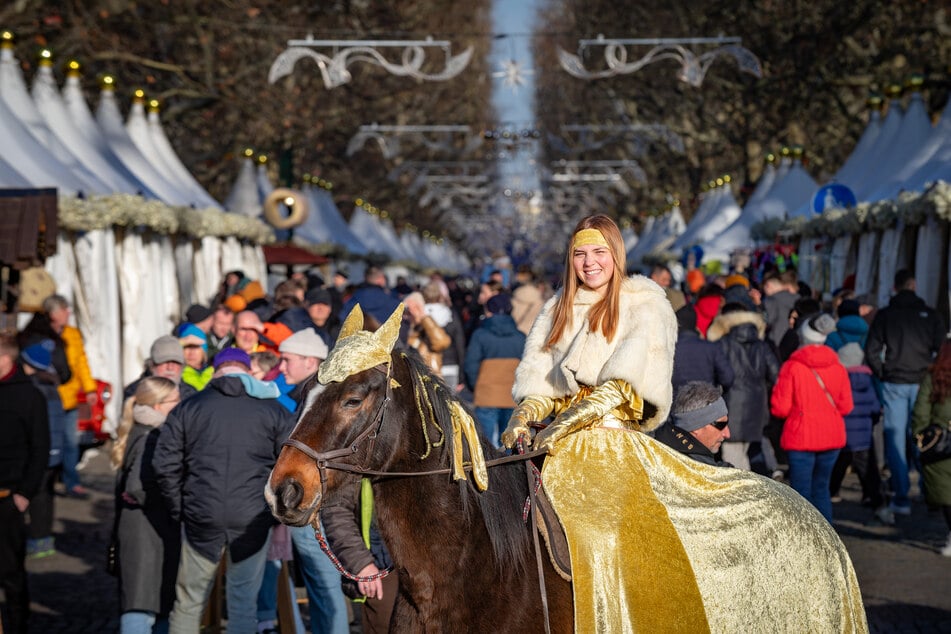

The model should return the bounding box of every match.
[343,397,362,408]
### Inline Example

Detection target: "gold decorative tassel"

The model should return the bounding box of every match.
[449,402,489,491]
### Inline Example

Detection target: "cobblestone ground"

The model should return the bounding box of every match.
[18,447,951,633]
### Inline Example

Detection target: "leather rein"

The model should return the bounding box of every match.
[280,362,554,634]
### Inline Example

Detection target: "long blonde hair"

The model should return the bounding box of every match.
[546,215,627,348]
[110,376,177,469]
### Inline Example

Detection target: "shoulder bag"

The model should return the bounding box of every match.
[916,422,951,465]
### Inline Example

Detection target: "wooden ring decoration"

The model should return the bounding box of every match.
[264,188,309,229]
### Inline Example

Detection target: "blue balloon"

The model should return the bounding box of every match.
[812,183,857,214]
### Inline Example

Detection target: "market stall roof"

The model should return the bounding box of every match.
[885,97,951,195]
[262,243,330,266]
[293,184,369,255]
[846,96,904,197]
[31,63,139,194]
[700,160,817,262]
[671,184,741,251]
[127,97,221,208]
[224,156,262,217]
[0,46,110,194]
[831,108,882,191]
[859,91,933,201]
[96,83,195,205]
[0,57,87,193]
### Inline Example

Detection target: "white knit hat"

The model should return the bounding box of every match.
[799,313,836,346]
[279,328,329,359]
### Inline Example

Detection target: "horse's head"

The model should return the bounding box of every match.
[267,303,409,526]
[268,302,492,527]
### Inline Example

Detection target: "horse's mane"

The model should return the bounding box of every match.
[396,349,531,574]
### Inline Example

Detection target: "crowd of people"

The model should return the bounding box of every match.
[1,227,950,632]
[661,263,949,532]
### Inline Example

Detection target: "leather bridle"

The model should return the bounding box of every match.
[280,361,554,634]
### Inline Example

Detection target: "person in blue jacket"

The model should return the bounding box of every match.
[825,300,869,351]
[830,342,891,525]
[463,294,526,446]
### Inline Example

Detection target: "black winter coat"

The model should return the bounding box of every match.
[706,311,780,442]
[117,423,180,614]
[653,422,730,467]
[866,290,945,384]
[152,375,296,562]
[671,331,734,391]
[0,367,50,498]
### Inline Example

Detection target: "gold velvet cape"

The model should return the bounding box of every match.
[543,427,868,633]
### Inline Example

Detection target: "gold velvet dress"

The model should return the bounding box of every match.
[512,277,867,633]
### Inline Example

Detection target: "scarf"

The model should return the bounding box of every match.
[133,404,168,427]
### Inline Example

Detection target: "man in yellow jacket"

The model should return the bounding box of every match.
[44,296,97,498]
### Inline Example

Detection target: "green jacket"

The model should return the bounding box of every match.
[911,374,951,506]
[182,365,214,391]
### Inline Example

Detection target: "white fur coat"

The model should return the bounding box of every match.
[513,275,677,430]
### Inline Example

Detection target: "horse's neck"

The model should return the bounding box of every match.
[374,476,485,570]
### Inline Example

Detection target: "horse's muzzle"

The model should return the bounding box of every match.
[270,478,321,527]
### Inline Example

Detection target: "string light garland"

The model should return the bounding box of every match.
[269,35,473,89]
[558,35,763,87]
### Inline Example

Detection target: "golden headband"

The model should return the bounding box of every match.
[572,228,609,249]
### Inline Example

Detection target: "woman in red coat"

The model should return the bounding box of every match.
[771,313,853,521]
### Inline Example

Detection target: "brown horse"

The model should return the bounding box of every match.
[267,347,573,632]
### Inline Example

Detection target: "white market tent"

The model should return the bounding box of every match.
[701,159,819,262]
[128,97,221,209]
[1,43,270,432]
[857,91,932,202]
[60,69,156,197]
[831,107,882,191]
[886,98,951,196]
[0,67,89,193]
[670,183,742,252]
[31,63,141,194]
[627,205,686,266]
[295,183,369,256]
[765,88,951,316]
[845,96,905,196]
[224,155,263,217]
[0,49,112,194]
[96,84,197,206]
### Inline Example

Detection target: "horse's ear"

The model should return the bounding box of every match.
[373,303,405,354]
[338,304,365,340]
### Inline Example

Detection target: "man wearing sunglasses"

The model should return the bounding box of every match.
[654,381,733,467]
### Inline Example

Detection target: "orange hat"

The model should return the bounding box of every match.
[260,322,293,353]
[725,274,750,289]
[224,294,247,313]
[686,269,705,294]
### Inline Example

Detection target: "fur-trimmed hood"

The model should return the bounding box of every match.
[706,310,766,342]
[513,275,677,430]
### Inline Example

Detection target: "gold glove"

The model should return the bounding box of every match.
[501,396,558,449]
[534,380,642,455]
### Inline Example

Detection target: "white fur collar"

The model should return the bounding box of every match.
[513,275,677,430]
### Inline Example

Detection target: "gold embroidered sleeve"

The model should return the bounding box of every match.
[534,380,643,454]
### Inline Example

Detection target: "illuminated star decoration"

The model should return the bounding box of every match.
[492,59,534,92]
